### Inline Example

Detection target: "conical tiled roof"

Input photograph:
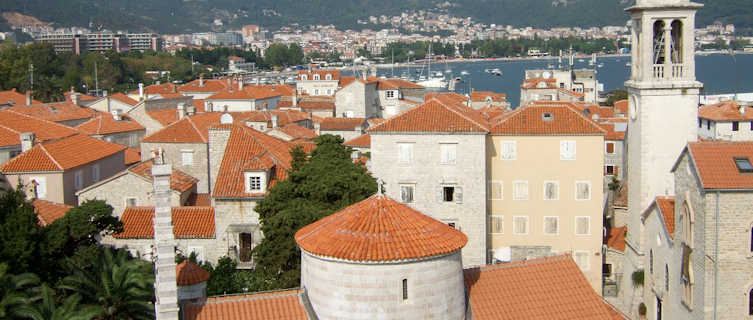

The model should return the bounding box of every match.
[176,260,211,286]
[295,195,467,262]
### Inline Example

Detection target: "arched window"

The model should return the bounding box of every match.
[682,202,694,246]
[681,201,694,306]
[653,20,666,65]
[671,20,683,64]
[301,75,308,81]
[313,74,320,80]
[325,74,332,80]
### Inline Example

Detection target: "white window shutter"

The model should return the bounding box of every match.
[455,187,463,203]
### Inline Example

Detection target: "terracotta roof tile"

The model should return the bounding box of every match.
[614,100,628,115]
[520,77,557,89]
[129,83,179,96]
[605,226,627,252]
[64,91,98,103]
[343,133,370,148]
[108,93,139,106]
[128,160,198,193]
[471,91,507,102]
[655,196,675,238]
[478,105,509,120]
[490,102,606,135]
[298,69,340,81]
[278,96,335,111]
[124,147,141,166]
[241,110,310,127]
[206,85,286,101]
[376,78,424,90]
[278,124,317,140]
[142,113,220,143]
[698,100,753,121]
[295,195,467,262]
[1,134,126,173]
[0,89,41,106]
[176,261,210,286]
[186,193,212,207]
[368,98,489,133]
[33,199,72,226]
[464,254,627,320]
[76,113,145,135]
[114,206,215,239]
[600,123,626,141]
[179,79,229,93]
[319,117,365,131]
[212,125,294,199]
[6,102,97,122]
[686,141,753,189]
[182,289,307,320]
[0,110,79,147]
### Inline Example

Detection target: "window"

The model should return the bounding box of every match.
[500,141,516,160]
[605,165,615,176]
[606,142,615,154]
[750,122,753,131]
[733,121,739,131]
[345,110,354,118]
[574,251,590,270]
[327,89,332,95]
[398,143,413,164]
[74,171,83,190]
[181,150,194,166]
[734,157,753,173]
[402,279,408,301]
[244,172,266,193]
[325,74,332,80]
[513,216,529,235]
[707,121,710,130]
[488,181,503,200]
[576,181,591,200]
[749,288,753,315]
[698,118,702,128]
[187,246,205,262]
[314,89,319,95]
[441,186,463,203]
[92,164,100,182]
[301,75,308,80]
[400,185,414,203]
[603,264,613,276]
[681,202,694,246]
[313,74,320,80]
[575,216,590,235]
[447,222,457,229]
[544,216,559,235]
[386,90,396,99]
[125,197,137,207]
[681,245,693,307]
[440,143,457,165]
[513,181,529,200]
[543,181,559,200]
[750,226,753,253]
[239,233,253,262]
[649,249,654,274]
[491,216,504,234]
[31,177,46,199]
[560,140,576,160]
[665,264,669,293]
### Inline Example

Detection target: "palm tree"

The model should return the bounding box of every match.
[15,285,98,320]
[60,248,154,320]
[0,263,39,319]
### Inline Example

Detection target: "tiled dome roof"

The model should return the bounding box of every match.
[295,195,467,262]
[176,260,211,286]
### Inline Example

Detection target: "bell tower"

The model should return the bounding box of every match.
[622,0,702,304]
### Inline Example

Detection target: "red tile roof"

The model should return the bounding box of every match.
[278,96,335,111]
[278,124,317,140]
[295,195,467,262]
[182,289,307,320]
[212,125,294,199]
[64,91,98,103]
[471,91,507,102]
[599,123,626,141]
[376,78,424,90]
[176,261,210,286]
[605,226,627,252]
[33,199,72,226]
[698,100,753,121]
[76,113,145,135]
[128,160,198,193]
[0,89,41,106]
[114,206,215,239]
[129,83,179,96]
[206,85,284,101]
[478,105,509,120]
[685,141,753,189]
[108,93,139,106]
[124,148,141,166]
[368,98,489,133]
[0,110,79,147]
[655,196,675,238]
[490,102,606,135]
[319,117,365,131]
[343,133,370,148]
[186,193,212,207]
[6,102,97,123]
[1,134,126,173]
[614,99,628,115]
[520,77,557,89]
[179,79,229,93]
[464,254,627,320]
[298,69,340,81]
[241,110,310,127]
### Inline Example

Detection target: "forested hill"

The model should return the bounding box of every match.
[0,0,750,34]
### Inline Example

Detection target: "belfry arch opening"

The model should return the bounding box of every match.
[671,20,683,64]
[653,20,666,65]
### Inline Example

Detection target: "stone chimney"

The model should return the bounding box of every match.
[138,83,145,100]
[177,103,186,120]
[208,126,232,193]
[151,156,179,320]
[271,115,279,128]
[106,97,112,113]
[314,122,321,135]
[71,93,80,106]
[238,78,243,91]
[111,110,121,121]
[25,91,31,106]
[292,94,298,108]
[186,105,196,116]
[20,132,35,152]
[199,74,205,87]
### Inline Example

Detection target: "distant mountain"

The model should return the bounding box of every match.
[0,0,750,34]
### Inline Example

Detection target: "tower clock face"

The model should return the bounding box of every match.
[629,94,639,121]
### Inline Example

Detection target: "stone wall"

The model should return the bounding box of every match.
[77,173,187,217]
[141,142,209,193]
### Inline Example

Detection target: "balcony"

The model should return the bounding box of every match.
[653,64,686,80]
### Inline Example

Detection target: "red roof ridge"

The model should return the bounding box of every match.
[431,97,490,131]
[38,143,64,171]
[186,116,207,143]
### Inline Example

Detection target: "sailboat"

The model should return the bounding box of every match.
[417,44,448,88]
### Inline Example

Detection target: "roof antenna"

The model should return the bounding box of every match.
[377,178,384,198]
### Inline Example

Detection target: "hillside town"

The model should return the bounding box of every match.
[0,0,752,319]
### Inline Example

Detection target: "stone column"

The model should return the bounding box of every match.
[663,20,673,78]
[152,159,179,320]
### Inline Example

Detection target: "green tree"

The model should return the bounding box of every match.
[252,135,377,290]
[0,264,39,319]
[16,284,98,320]
[0,184,41,273]
[604,89,628,107]
[59,248,154,320]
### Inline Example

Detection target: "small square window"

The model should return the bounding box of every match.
[125,197,137,207]
[490,216,503,234]
[733,121,740,131]
[605,165,615,175]
[181,150,194,166]
[513,216,529,235]
[543,181,558,200]
[576,181,591,200]
[447,222,456,229]
[560,140,576,160]
[488,181,503,200]
[500,141,516,160]
[513,181,528,200]
[443,187,454,202]
[249,176,262,191]
[575,216,591,235]
[544,216,559,235]
[400,185,414,203]
[734,157,753,173]
[440,143,457,165]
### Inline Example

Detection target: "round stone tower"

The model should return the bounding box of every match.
[295,194,468,320]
